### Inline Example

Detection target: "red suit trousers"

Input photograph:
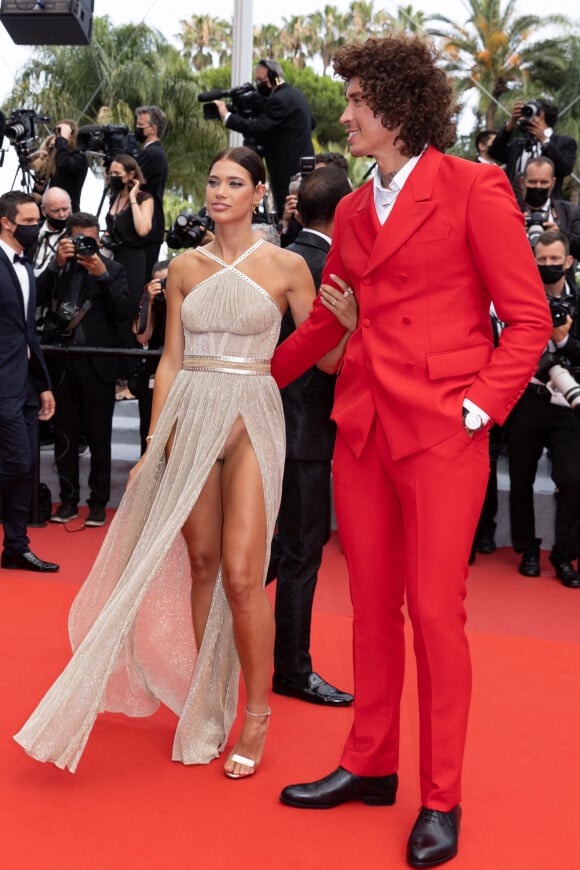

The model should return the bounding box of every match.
[334,419,489,809]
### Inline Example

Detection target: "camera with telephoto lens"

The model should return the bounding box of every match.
[76,124,140,165]
[518,100,542,131]
[525,210,549,248]
[166,212,214,249]
[198,83,266,121]
[536,350,580,410]
[72,234,99,257]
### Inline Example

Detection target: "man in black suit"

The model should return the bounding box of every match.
[519,157,580,272]
[489,99,577,201]
[506,229,580,588]
[135,106,169,279]
[215,60,315,218]
[267,167,355,705]
[36,212,130,528]
[0,191,59,573]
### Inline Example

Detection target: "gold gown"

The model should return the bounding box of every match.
[14,240,285,772]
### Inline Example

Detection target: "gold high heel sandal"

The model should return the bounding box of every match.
[224,707,272,780]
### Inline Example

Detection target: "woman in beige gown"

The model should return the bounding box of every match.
[14,147,353,777]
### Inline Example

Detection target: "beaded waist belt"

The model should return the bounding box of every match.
[183,354,271,375]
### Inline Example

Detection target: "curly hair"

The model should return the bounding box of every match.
[332,33,457,155]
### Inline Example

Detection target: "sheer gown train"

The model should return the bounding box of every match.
[14,239,285,772]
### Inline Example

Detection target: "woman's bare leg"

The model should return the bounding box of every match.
[220,418,274,777]
[181,462,223,649]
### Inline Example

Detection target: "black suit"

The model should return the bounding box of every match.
[225,82,315,217]
[51,136,88,213]
[507,286,580,562]
[0,245,51,554]
[268,230,336,677]
[137,140,168,278]
[36,255,130,509]
[488,126,577,200]
[552,199,580,260]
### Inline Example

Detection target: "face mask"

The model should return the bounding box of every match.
[47,216,68,232]
[538,263,565,284]
[256,81,271,98]
[525,186,549,209]
[109,175,125,193]
[13,222,41,249]
[134,127,147,144]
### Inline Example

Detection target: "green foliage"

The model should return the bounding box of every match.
[280,64,347,147]
[3,8,578,203]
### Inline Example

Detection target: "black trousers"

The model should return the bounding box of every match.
[507,388,580,560]
[51,359,115,508]
[0,379,38,553]
[268,458,331,677]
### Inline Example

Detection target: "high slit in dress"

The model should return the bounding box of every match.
[14,239,286,772]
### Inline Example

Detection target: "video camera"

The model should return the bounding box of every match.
[4,108,50,168]
[166,212,214,249]
[518,100,542,132]
[77,124,140,165]
[198,83,266,121]
[525,210,550,247]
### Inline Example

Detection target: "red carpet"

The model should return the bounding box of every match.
[1,516,578,869]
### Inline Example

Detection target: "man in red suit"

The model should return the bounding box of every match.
[273,34,552,868]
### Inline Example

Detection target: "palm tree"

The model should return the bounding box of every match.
[3,17,226,204]
[179,14,232,71]
[427,0,569,127]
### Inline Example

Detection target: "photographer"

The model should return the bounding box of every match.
[489,99,577,201]
[214,60,315,218]
[36,213,130,527]
[103,154,153,318]
[132,260,169,454]
[49,120,89,213]
[135,106,168,279]
[506,229,580,588]
[520,157,580,279]
[33,187,72,278]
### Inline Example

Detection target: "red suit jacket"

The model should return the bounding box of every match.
[272,146,552,458]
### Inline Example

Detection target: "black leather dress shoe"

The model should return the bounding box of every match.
[518,546,540,577]
[280,766,398,809]
[474,533,496,554]
[548,553,580,588]
[273,671,354,706]
[407,806,461,867]
[1,550,60,573]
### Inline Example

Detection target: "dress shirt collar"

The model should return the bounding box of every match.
[301,228,331,245]
[372,151,424,224]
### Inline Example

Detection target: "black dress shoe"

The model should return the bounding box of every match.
[272,672,353,706]
[280,765,398,809]
[407,806,461,868]
[1,549,60,573]
[548,553,580,588]
[474,533,496,554]
[518,545,540,577]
